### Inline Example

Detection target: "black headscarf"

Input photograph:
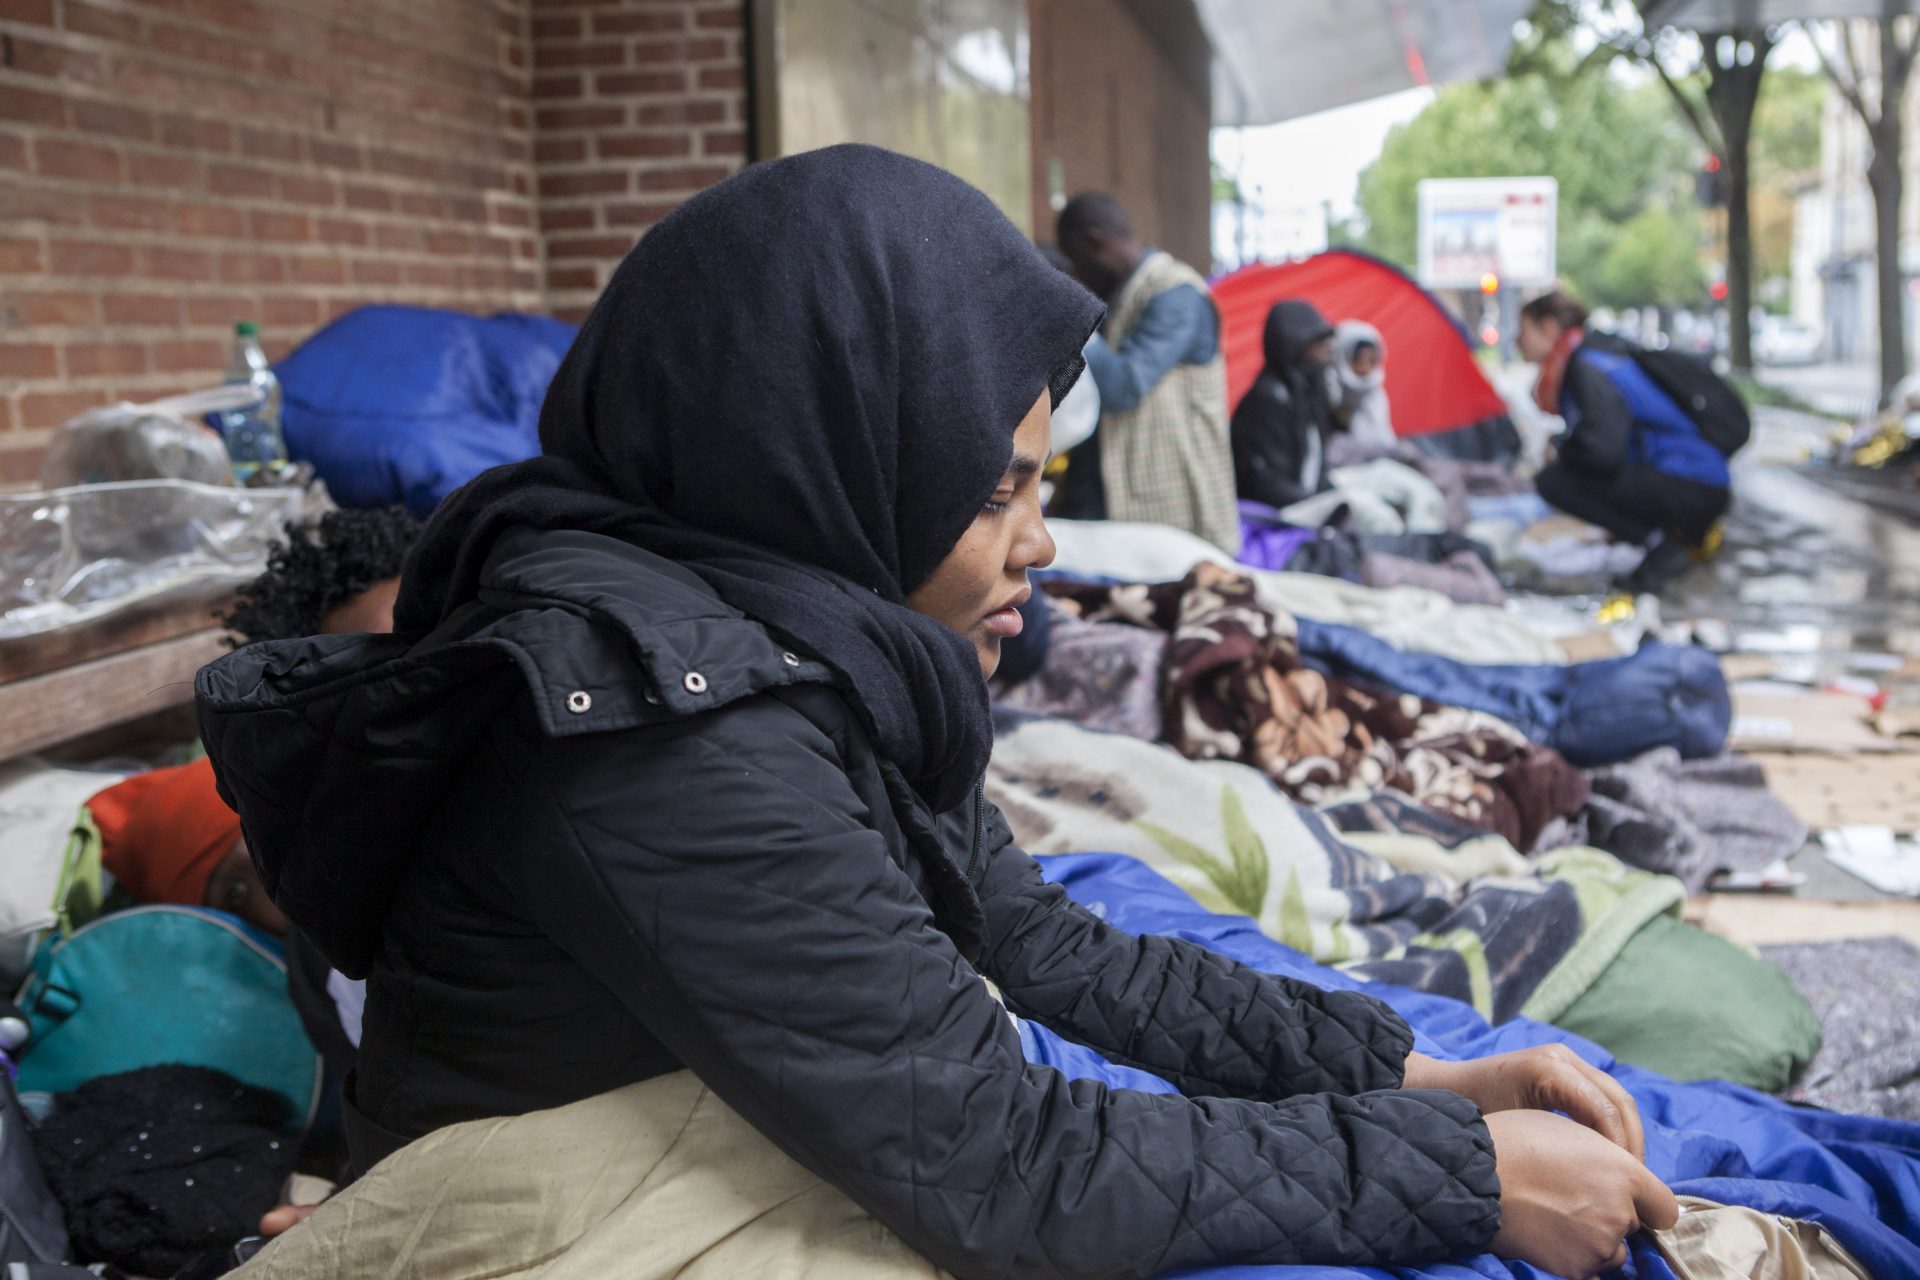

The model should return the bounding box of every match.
[396,145,1103,813]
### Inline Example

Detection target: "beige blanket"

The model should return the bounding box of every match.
[237,1071,947,1279]
[238,1079,1868,1279]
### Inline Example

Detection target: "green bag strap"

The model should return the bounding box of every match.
[51,807,105,938]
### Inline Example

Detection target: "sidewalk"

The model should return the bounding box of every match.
[1664,405,1920,927]
[1753,360,1881,420]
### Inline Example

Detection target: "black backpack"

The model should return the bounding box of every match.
[1585,332,1751,458]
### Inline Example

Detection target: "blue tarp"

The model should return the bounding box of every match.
[276,306,575,515]
[1028,853,1920,1280]
[1293,623,1732,767]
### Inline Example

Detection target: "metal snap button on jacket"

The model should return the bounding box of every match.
[683,671,708,694]
[565,691,592,714]
[782,652,800,667]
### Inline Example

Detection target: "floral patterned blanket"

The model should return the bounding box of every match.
[1046,564,1589,851]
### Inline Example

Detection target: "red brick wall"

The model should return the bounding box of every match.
[529,0,747,323]
[1029,0,1211,272]
[0,0,747,486]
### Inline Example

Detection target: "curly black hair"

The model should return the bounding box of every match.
[222,507,424,646]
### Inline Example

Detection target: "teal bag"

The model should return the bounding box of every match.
[13,906,321,1136]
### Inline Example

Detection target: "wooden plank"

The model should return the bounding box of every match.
[0,589,235,683]
[0,628,226,762]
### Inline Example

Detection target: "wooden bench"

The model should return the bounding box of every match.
[0,591,234,763]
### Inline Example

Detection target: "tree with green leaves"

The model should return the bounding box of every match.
[1594,206,1709,310]
[1517,1,1774,371]
[1354,69,1695,305]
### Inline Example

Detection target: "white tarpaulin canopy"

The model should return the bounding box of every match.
[1641,0,1919,25]
[1197,0,1536,126]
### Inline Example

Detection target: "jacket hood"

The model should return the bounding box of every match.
[1333,319,1387,394]
[196,527,836,978]
[1262,300,1335,374]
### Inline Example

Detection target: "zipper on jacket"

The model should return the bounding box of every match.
[964,780,985,882]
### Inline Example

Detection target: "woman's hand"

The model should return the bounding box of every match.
[1485,1110,1678,1279]
[259,1204,321,1236]
[1404,1044,1645,1159]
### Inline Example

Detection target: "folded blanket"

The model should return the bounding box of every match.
[989,713,1679,1026]
[1763,937,1920,1121]
[1048,564,1589,851]
[992,610,1166,741]
[1358,550,1506,606]
[1046,518,1569,666]
[1247,570,1568,665]
[1581,748,1808,891]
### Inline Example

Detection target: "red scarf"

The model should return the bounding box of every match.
[1532,326,1584,414]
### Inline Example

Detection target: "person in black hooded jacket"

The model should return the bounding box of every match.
[1232,299,1339,509]
[196,146,1673,1280]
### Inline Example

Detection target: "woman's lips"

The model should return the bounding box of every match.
[982,605,1025,639]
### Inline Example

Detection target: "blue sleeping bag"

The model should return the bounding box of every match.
[276,306,576,515]
[1294,621,1731,766]
[1031,852,1920,1279]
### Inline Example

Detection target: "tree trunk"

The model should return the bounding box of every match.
[1873,19,1913,406]
[1704,29,1770,374]
[1870,128,1906,404]
[1725,133,1755,372]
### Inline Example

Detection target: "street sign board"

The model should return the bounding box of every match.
[1417,177,1558,290]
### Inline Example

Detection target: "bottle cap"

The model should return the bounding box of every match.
[235,321,260,337]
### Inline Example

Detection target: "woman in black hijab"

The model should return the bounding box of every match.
[199,146,1668,1279]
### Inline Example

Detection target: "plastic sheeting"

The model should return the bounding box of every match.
[0,480,304,642]
[38,391,252,490]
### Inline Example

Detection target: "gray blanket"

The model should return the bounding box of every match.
[1763,937,1920,1121]
[1577,748,1808,892]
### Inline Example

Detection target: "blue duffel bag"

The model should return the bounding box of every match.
[276,305,576,516]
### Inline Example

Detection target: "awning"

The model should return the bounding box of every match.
[1641,0,1919,26]
[1197,0,1535,126]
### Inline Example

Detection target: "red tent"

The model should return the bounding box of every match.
[1212,250,1508,437]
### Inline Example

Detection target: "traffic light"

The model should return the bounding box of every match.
[1696,154,1727,207]
[1479,272,1500,295]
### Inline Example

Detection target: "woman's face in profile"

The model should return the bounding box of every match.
[906,389,1056,679]
[1517,316,1559,363]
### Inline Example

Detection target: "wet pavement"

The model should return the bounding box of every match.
[1667,405,1920,650]
[1651,405,1920,904]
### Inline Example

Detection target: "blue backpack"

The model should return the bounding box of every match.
[1585,332,1751,458]
[13,907,320,1137]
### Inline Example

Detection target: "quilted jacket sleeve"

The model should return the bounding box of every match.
[518,696,1502,1280]
[969,800,1421,1100]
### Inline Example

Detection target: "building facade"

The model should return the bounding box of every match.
[0,0,1211,485]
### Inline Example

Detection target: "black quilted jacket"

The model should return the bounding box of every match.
[196,527,1501,1278]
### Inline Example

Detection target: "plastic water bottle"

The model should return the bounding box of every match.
[216,321,288,481]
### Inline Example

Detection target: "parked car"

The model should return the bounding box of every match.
[1755,315,1823,366]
